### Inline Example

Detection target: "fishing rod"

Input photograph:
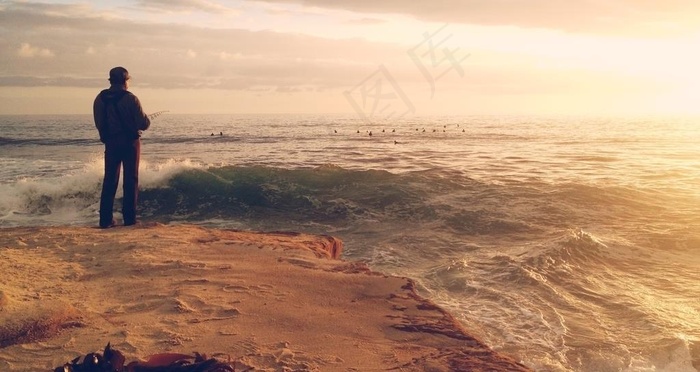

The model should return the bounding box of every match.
[148,110,169,120]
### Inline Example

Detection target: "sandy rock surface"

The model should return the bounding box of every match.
[0,223,528,371]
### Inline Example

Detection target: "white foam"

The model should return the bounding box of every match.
[624,336,697,372]
[0,158,102,212]
[140,158,203,190]
[0,158,202,226]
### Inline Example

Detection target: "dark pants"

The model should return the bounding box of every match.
[100,139,140,227]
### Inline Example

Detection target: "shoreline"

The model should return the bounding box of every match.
[0,223,529,371]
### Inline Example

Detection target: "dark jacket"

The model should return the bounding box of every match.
[93,87,150,144]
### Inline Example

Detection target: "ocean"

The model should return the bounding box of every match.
[1,114,698,371]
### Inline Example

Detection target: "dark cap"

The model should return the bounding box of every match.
[108,66,130,84]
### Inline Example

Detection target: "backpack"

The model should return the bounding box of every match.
[99,90,138,143]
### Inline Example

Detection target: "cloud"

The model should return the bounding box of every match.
[1,0,686,115]
[247,0,700,36]
[17,43,55,58]
[1,1,95,17]
[135,0,238,14]
[0,1,402,91]
[345,17,386,26]
[218,51,241,61]
[0,76,100,87]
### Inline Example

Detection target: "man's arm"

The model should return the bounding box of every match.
[130,94,151,131]
[93,93,108,142]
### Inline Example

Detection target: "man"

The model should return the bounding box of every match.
[93,67,151,228]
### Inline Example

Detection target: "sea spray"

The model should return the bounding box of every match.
[140,158,204,190]
[0,158,104,225]
[0,158,200,227]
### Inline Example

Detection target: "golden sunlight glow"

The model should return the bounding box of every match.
[1,1,699,115]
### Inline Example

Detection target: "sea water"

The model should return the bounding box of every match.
[1,114,699,371]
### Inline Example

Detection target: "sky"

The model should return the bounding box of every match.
[0,0,699,116]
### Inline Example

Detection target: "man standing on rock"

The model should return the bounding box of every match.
[93,67,150,228]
